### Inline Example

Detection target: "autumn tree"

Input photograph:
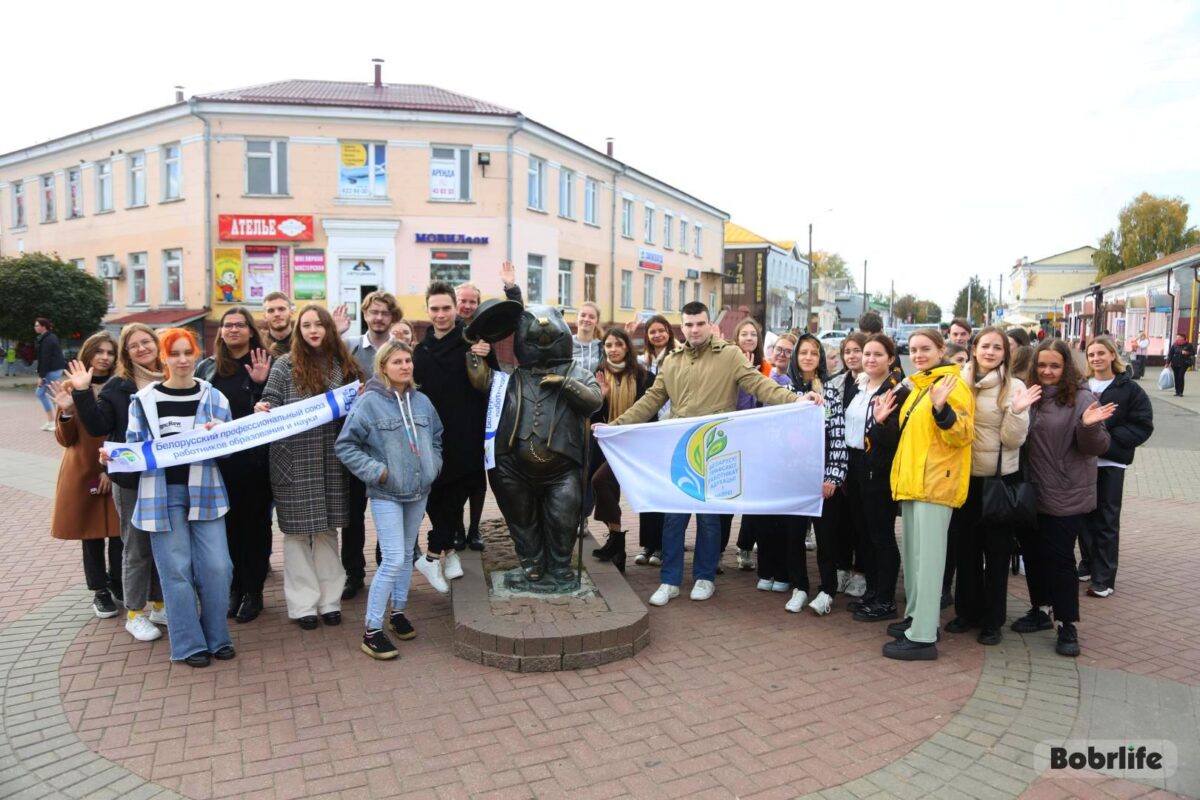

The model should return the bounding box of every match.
[952,276,988,325]
[893,294,942,324]
[0,253,109,344]
[810,250,856,289]
[1092,192,1200,277]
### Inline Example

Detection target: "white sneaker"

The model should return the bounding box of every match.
[125,614,162,642]
[690,580,715,601]
[415,555,450,594]
[756,578,774,591]
[836,569,850,593]
[737,549,755,570]
[845,574,867,598]
[770,581,791,593]
[148,605,168,626]
[40,422,56,431]
[649,584,680,606]
[805,530,816,551]
[809,591,833,616]
[785,589,808,613]
[648,551,662,566]
[442,551,464,580]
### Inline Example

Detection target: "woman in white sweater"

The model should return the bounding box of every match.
[945,327,1041,646]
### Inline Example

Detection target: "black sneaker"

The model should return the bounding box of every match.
[227,590,242,618]
[213,645,236,661]
[341,576,364,601]
[184,652,212,668]
[944,617,978,634]
[467,528,484,552]
[853,602,899,622]
[846,591,878,614]
[321,611,342,626]
[882,637,938,661]
[1077,564,1091,582]
[1011,608,1053,633]
[977,628,1003,646]
[92,590,119,619]
[362,629,398,660]
[297,616,319,630]
[886,617,914,638]
[1056,623,1080,657]
[389,613,416,640]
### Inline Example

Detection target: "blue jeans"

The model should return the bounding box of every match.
[367,497,428,631]
[36,369,64,412]
[149,485,234,661]
[661,513,721,586]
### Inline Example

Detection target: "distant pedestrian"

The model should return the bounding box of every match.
[1079,337,1153,599]
[1134,331,1150,380]
[389,320,415,345]
[1167,334,1195,397]
[34,317,67,431]
[948,319,972,348]
[48,332,123,619]
[1015,339,1113,658]
[5,344,17,376]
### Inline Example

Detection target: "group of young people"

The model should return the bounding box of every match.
[43,270,1153,666]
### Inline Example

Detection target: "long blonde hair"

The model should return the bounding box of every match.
[1086,335,1127,376]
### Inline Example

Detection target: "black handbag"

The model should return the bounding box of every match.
[979,424,1038,530]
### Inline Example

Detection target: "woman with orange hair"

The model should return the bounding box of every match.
[102,328,236,667]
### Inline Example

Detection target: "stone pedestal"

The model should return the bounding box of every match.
[451,528,649,672]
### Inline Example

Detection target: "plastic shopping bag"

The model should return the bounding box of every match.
[1158,367,1174,391]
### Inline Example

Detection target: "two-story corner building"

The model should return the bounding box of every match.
[1006,245,1098,331]
[0,65,728,340]
[719,222,810,337]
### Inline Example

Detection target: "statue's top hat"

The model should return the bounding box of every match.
[464,299,525,343]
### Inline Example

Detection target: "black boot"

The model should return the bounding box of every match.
[610,531,628,573]
[592,530,625,561]
[235,592,263,624]
[227,590,242,618]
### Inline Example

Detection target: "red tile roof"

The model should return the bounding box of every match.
[107,308,208,327]
[1100,243,1200,288]
[196,80,516,116]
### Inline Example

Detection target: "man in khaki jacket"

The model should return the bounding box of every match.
[597,301,813,606]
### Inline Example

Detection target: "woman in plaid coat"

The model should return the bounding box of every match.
[257,305,365,630]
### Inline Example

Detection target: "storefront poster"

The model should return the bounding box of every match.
[214,249,243,302]
[339,144,385,197]
[293,249,326,301]
[219,214,315,241]
[244,245,279,303]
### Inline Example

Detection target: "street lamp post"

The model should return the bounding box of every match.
[807,222,813,332]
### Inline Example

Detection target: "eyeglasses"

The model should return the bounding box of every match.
[221,322,249,330]
[773,346,795,356]
[127,341,156,352]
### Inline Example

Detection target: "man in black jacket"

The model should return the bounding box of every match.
[34,317,66,431]
[1167,334,1195,397]
[414,281,494,584]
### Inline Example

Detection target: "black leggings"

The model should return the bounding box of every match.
[426,472,484,554]
[846,449,899,605]
[82,537,123,592]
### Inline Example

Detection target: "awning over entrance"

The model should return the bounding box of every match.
[106,308,209,328]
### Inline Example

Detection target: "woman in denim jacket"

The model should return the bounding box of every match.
[336,341,444,660]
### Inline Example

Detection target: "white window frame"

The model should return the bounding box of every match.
[70,258,86,271]
[66,167,83,218]
[663,212,673,249]
[558,259,574,307]
[128,252,149,305]
[39,174,56,223]
[527,254,545,302]
[12,180,26,228]
[527,156,547,211]
[679,218,688,254]
[584,177,599,224]
[558,168,576,219]
[620,270,633,309]
[643,273,656,310]
[127,152,147,207]
[693,281,701,303]
[163,249,183,304]
[245,139,288,196]
[98,256,116,308]
[161,143,182,201]
[96,160,113,212]
[644,206,656,244]
[621,198,634,237]
[663,276,673,312]
[694,224,703,257]
[429,145,470,201]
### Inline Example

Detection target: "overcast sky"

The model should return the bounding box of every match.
[4,1,1198,315]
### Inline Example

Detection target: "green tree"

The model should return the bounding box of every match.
[1092,192,1200,277]
[810,250,856,289]
[0,253,109,344]
[893,294,942,324]
[952,276,987,324]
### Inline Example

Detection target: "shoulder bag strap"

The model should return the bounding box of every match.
[899,384,933,436]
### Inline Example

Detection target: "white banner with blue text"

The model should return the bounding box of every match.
[103,382,360,473]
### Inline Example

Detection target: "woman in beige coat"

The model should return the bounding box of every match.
[945,327,1040,645]
[50,332,123,618]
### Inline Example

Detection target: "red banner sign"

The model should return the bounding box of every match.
[219,214,315,241]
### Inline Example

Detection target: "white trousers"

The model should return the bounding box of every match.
[283,530,342,618]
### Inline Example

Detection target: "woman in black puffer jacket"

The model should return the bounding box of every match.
[1079,336,1153,598]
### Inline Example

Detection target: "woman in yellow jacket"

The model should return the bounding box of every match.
[874,328,974,660]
